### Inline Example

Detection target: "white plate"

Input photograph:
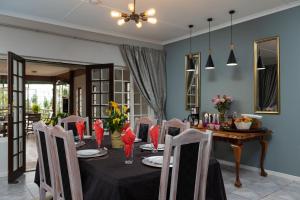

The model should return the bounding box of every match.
[75,141,86,148]
[134,138,142,143]
[139,144,165,151]
[77,148,108,158]
[77,149,100,156]
[142,156,173,168]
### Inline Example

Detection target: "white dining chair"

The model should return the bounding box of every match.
[33,121,58,200]
[58,115,90,136]
[134,117,157,142]
[49,125,83,200]
[160,118,190,143]
[158,129,213,200]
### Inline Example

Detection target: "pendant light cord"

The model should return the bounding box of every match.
[230,14,233,45]
[134,0,136,13]
[209,20,211,53]
[189,27,192,54]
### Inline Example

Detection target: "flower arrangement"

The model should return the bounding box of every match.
[106,101,129,134]
[211,95,233,114]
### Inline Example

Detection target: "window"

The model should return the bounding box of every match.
[0,80,8,117]
[114,67,130,108]
[113,67,153,126]
[131,83,153,120]
[56,83,70,114]
[76,88,82,116]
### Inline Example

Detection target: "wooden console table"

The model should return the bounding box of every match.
[195,127,272,187]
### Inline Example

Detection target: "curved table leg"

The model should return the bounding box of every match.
[231,144,243,187]
[260,140,268,177]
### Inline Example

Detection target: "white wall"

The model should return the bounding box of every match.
[0,25,126,65]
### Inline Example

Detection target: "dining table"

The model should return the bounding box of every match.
[34,136,227,200]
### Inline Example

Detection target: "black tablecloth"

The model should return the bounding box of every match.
[35,138,226,200]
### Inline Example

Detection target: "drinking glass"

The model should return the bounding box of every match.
[125,146,134,164]
[151,143,158,153]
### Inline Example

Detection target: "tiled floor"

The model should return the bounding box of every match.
[0,165,299,200]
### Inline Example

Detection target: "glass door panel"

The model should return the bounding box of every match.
[86,64,113,131]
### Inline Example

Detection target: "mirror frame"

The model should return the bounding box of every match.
[185,52,201,111]
[253,36,280,114]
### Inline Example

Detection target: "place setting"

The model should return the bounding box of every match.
[138,125,172,168]
[77,119,108,159]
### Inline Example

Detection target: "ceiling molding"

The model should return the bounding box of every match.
[162,0,300,45]
[0,9,162,45]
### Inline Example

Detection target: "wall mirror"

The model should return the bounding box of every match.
[185,52,200,111]
[254,36,280,114]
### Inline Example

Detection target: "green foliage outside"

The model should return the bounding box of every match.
[31,104,40,113]
[31,94,38,104]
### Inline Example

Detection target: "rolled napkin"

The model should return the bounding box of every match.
[94,119,104,146]
[121,122,131,132]
[150,125,160,149]
[121,128,136,158]
[76,120,85,140]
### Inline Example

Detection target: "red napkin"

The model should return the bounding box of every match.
[150,125,160,149]
[76,120,85,140]
[94,119,104,146]
[121,122,130,132]
[121,128,136,158]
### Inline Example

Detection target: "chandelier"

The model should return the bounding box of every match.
[110,0,157,28]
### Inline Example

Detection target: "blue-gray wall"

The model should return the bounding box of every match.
[164,6,300,176]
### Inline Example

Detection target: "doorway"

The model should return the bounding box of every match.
[24,60,85,171]
[1,55,87,181]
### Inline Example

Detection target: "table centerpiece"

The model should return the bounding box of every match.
[106,101,129,148]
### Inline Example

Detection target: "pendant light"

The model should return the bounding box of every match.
[205,18,215,70]
[257,48,266,70]
[227,10,238,66]
[186,24,195,72]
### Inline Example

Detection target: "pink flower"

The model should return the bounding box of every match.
[226,96,233,101]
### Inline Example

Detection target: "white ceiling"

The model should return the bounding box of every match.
[0,0,299,44]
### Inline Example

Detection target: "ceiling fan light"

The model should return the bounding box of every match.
[147,17,157,24]
[128,3,135,12]
[117,19,125,26]
[145,8,156,16]
[111,10,121,18]
[136,21,142,28]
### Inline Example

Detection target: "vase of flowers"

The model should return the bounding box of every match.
[211,95,233,123]
[106,101,129,148]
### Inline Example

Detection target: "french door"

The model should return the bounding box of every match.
[86,64,114,130]
[7,52,26,183]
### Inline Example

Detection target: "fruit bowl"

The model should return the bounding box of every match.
[235,122,252,130]
[234,116,253,130]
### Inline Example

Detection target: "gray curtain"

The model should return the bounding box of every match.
[258,64,277,110]
[119,45,167,122]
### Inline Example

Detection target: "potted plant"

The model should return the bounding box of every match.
[105,101,129,148]
[31,104,40,114]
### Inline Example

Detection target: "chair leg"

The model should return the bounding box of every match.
[40,187,46,200]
